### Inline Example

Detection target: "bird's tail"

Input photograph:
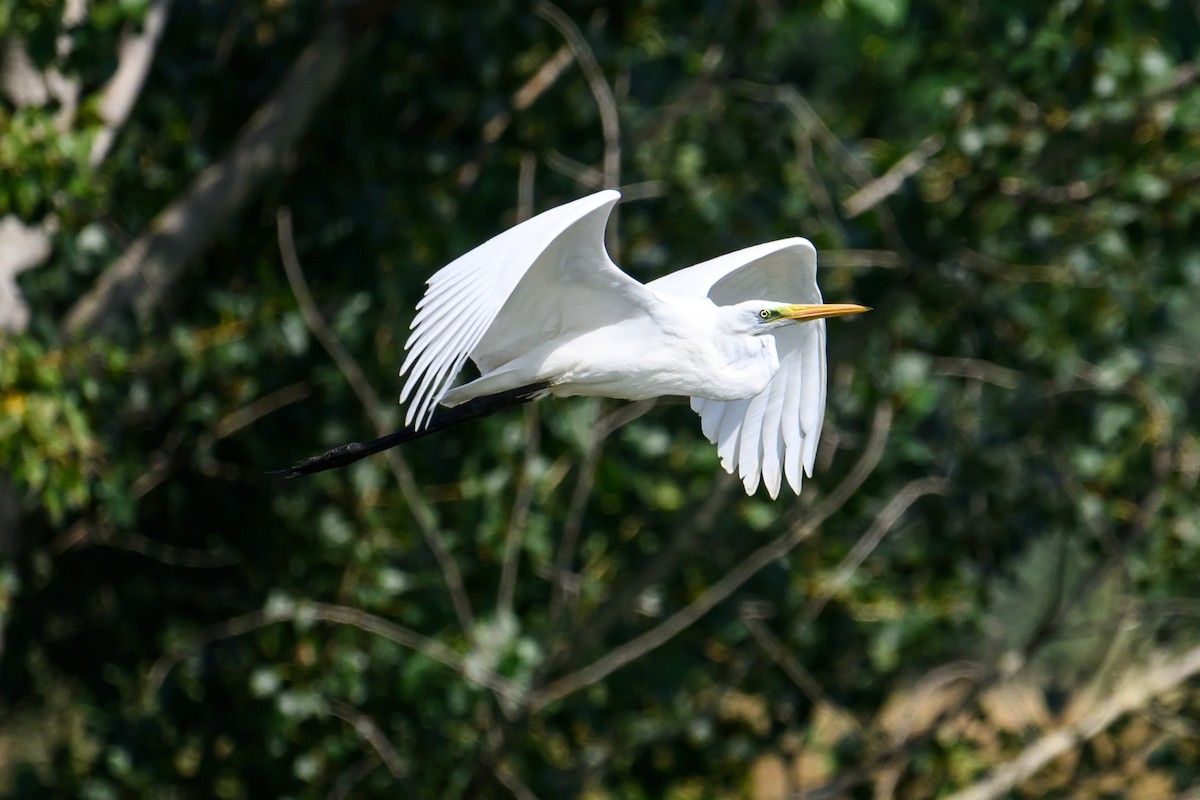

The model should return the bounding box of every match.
[280,381,551,478]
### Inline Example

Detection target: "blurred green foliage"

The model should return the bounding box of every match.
[2,0,1199,797]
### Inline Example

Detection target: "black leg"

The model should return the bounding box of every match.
[280,382,551,478]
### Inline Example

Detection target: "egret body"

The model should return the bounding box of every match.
[288,191,867,498]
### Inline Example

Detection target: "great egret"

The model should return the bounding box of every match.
[287,190,867,497]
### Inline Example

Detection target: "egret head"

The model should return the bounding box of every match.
[734,300,870,334]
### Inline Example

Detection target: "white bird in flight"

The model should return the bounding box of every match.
[287,190,867,497]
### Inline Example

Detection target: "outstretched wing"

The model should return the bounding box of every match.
[647,239,826,498]
[400,190,652,427]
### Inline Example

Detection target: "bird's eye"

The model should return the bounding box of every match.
[759,309,772,320]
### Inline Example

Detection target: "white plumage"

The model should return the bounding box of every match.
[398,190,866,498]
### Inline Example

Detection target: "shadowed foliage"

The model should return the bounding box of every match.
[2,1,1198,797]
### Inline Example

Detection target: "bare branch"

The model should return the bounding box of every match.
[276,210,377,418]
[48,381,307,568]
[306,603,519,702]
[742,610,863,730]
[491,760,542,800]
[531,405,896,710]
[497,157,541,617]
[956,247,1105,287]
[945,644,1200,800]
[818,250,903,269]
[532,0,621,245]
[327,757,381,800]
[543,149,604,189]
[801,477,950,623]
[843,135,943,218]
[736,81,912,254]
[53,520,240,568]
[64,9,355,334]
[457,46,574,189]
[498,404,540,618]
[276,208,476,634]
[0,215,51,332]
[735,82,874,189]
[211,381,312,441]
[145,600,524,708]
[931,357,1022,390]
[327,700,408,779]
[548,399,656,623]
[89,0,175,167]
[516,152,537,222]
[554,471,738,664]
[513,47,575,111]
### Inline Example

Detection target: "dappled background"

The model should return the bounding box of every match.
[2,0,1200,797]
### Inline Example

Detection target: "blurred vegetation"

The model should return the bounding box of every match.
[2,0,1199,797]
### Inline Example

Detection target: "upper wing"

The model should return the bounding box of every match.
[399,190,652,427]
[646,239,826,498]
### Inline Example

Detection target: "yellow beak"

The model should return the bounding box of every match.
[778,303,870,322]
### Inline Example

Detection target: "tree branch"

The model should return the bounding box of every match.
[530,404,896,710]
[801,476,950,623]
[548,399,656,625]
[532,0,621,245]
[89,0,175,167]
[456,46,574,190]
[275,208,476,634]
[64,7,357,334]
[742,609,863,731]
[843,135,943,218]
[145,600,523,709]
[945,644,1200,800]
[0,216,50,332]
[327,699,408,779]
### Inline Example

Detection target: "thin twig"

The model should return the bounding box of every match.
[931,357,1022,390]
[791,126,842,239]
[496,162,541,618]
[457,45,574,189]
[735,82,874,188]
[53,520,239,567]
[548,399,656,624]
[632,44,727,142]
[276,208,476,634]
[543,149,604,188]
[491,760,541,800]
[327,757,380,800]
[212,381,312,440]
[735,81,911,255]
[327,700,408,779]
[843,135,943,218]
[553,471,738,666]
[818,250,903,269]
[532,0,621,246]
[742,610,863,731]
[499,404,540,618]
[801,477,950,623]
[531,405,895,710]
[145,600,524,708]
[51,382,310,566]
